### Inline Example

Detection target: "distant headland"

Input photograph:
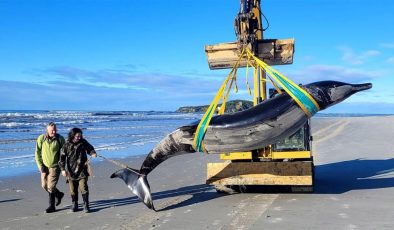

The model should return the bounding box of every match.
[176,100,253,113]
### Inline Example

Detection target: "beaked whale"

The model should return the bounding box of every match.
[110,80,372,210]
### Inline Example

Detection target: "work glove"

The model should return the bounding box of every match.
[61,170,68,177]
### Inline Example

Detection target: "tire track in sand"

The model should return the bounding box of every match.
[220,194,278,230]
[120,195,192,229]
[312,119,349,161]
[313,119,349,144]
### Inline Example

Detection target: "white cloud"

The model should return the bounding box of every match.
[300,56,314,62]
[0,80,157,110]
[387,57,394,64]
[1,66,390,113]
[0,66,229,111]
[285,64,378,84]
[40,66,225,96]
[338,46,380,65]
[379,43,394,49]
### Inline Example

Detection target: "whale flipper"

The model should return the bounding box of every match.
[110,168,155,211]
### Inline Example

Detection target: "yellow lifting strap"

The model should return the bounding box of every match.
[192,48,246,153]
[245,56,282,96]
[192,47,320,153]
[218,67,238,115]
[245,48,320,117]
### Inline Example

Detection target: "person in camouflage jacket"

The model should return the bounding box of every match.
[59,127,97,213]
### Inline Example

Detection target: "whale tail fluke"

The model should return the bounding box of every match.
[110,168,155,211]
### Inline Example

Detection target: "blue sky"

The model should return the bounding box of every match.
[0,0,393,113]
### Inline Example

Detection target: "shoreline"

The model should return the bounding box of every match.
[1,116,394,229]
[0,154,148,180]
[2,115,393,180]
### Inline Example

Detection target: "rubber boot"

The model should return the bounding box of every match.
[55,190,64,206]
[45,192,56,213]
[71,195,79,212]
[82,193,90,213]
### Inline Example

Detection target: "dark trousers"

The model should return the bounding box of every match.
[68,178,88,196]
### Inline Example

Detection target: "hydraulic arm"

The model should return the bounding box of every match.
[205,1,294,70]
[234,0,264,51]
[205,0,314,193]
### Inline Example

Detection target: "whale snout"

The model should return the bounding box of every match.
[352,83,372,93]
[307,81,373,110]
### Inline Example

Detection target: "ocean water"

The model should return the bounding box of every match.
[0,110,201,178]
[1,110,388,179]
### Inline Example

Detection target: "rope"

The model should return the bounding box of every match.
[97,154,143,176]
[87,156,93,177]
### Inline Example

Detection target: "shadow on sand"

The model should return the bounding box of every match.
[0,198,22,203]
[86,184,224,212]
[315,157,394,194]
[80,158,394,212]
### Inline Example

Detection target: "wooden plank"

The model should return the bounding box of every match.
[206,161,313,186]
[205,38,294,69]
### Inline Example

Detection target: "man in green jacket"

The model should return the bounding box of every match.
[35,122,66,213]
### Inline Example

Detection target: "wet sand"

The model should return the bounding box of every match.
[1,116,394,230]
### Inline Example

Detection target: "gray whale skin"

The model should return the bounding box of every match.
[110,80,372,210]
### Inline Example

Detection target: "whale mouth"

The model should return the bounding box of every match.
[352,83,372,93]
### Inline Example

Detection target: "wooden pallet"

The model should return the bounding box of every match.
[207,161,314,191]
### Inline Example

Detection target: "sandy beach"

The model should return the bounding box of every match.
[1,116,394,230]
